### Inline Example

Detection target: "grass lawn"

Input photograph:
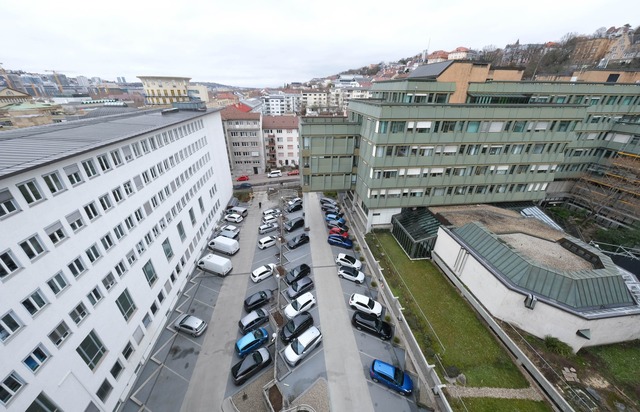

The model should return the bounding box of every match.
[366,231,528,389]
[448,397,553,412]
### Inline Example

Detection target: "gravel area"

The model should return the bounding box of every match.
[499,233,593,271]
[290,378,330,412]
[446,385,544,401]
[230,367,274,412]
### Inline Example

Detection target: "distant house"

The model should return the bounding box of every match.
[447,47,477,61]
[0,87,32,105]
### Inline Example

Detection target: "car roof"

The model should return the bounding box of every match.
[237,327,265,347]
[373,359,396,377]
[297,326,320,344]
[351,293,369,304]
[179,314,203,329]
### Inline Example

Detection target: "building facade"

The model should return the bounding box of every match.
[220,106,265,176]
[262,116,300,169]
[137,76,191,106]
[0,108,231,411]
[299,62,640,231]
[261,93,301,116]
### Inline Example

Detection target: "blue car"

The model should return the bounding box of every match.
[369,359,413,396]
[325,214,346,224]
[235,327,269,357]
[327,234,353,249]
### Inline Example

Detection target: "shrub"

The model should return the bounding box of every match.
[354,245,360,252]
[392,336,401,345]
[359,256,365,261]
[544,335,574,357]
[370,280,377,288]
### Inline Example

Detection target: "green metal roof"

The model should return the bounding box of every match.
[453,222,635,310]
[393,208,440,241]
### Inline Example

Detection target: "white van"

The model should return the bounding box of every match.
[229,206,248,217]
[197,253,233,277]
[267,170,282,178]
[208,236,240,255]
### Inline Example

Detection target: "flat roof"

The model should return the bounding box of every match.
[0,108,220,179]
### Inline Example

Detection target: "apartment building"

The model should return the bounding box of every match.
[263,116,300,169]
[138,76,191,106]
[221,105,265,176]
[0,108,230,411]
[299,61,640,231]
[261,92,301,116]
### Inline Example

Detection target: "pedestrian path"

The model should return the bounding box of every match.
[447,385,544,401]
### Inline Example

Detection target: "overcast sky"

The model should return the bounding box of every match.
[1,0,635,88]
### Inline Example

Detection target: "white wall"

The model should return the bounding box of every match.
[433,227,640,353]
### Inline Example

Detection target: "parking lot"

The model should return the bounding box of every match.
[122,191,429,412]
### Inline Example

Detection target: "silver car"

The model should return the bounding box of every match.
[174,314,208,337]
[258,222,278,235]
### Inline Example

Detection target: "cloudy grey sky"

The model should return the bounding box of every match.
[1,0,635,88]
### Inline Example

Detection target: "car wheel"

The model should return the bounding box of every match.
[192,332,198,337]
[357,280,363,284]
[338,274,343,279]
[400,391,408,396]
[356,326,362,331]
[372,377,379,383]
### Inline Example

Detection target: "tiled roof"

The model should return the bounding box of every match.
[220,105,260,119]
[262,116,298,128]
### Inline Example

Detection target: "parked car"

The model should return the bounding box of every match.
[323,207,342,215]
[220,224,240,234]
[219,228,239,240]
[284,292,316,319]
[325,214,346,224]
[258,236,277,250]
[284,326,322,366]
[369,359,413,396]
[236,175,250,181]
[258,222,278,235]
[262,208,282,217]
[244,289,273,312]
[338,266,365,284]
[239,308,270,334]
[329,227,349,238]
[287,197,302,206]
[286,277,314,299]
[284,217,305,232]
[287,233,309,249]
[335,253,362,270]
[284,263,311,285]
[233,183,252,190]
[251,263,277,283]
[280,311,314,343]
[262,214,278,225]
[225,213,244,223]
[231,348,272,385]
[173,314,207,337]
[349,293,383,317]
[327,234,353,249]
[287,169,300,175]
[267,170,282,178]
[286,203,303,213]
[235,327,269,357]
[321,203,340,212]
[320,197,338,206]
[327,220,348,231]
[352,312,393,340]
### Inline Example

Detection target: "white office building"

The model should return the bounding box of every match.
[0,107,231,411]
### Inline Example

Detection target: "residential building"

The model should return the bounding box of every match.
[262,116,300,169]
[301,90,328,111]
[0,107,230,411]
[137,76,191,106]
[426,50,448,64]
[329,87,372,112]
[187,84,210,103]
[447,46,477,61]
[220,105,265,176]
[571,37,613,67]
[299,61,640,232]
[261,92,301,116]
[0,88,32,105]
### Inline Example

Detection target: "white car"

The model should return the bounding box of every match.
[283,326,322,366]
[337,266,365,284]
[348,293,382,317]
[335,253,362,270]
[258,236,277,249]
[262,214,278,225]
[262,208,282,217]
[251,263,277,283]
[284,292,316,319]
[267,170,282,178]
[258,222,278,235]
[220,224,240,234]
[225,213,244,223]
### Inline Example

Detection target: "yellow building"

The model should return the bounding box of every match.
[137,75,191,105]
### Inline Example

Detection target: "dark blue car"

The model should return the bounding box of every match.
[369,359,413,396]
[235,327,269,357]
[327,234,353,249]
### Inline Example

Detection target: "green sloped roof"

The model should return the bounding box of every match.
[393,209,440,241]
[453,222,635,310]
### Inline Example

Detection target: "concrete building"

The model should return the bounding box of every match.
[262,115,300,169]
[187,84,210,103]
[0,107,230,411]
[137,76,191,106]
[571,37,613,67]
[447,47,477,61]
[261,92,301,115]
[430,205,640,353]
[299,61,640,232]
[220,105,265,176]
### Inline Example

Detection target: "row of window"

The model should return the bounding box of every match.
[1,121,206,220]
[230,141,259,147]
[370,163,558,179]
[469,93,639,107]
[371,142,568,159]
[369,182,549,199]
[375,119,579,135]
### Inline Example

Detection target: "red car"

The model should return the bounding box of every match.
[329,227,349,238]
[236,175,250,181]
[287,170,300,176]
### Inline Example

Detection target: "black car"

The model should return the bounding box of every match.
[322,205,341,214]
[287,233,310,249]
[285,263,311,285]
[286,203,303,213]
[327,220,349,231]
[351,312,393,340]
[233,183,252,190]
[284,217,305,232]
[280,311,314,343]
[286,277,314,299]
[243,290,273,312]
[231,348,272,385]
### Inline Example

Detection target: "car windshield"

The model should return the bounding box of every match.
[285,320,296,333]
[292,340,304,355]
[291,300,300,310]
[254,328,265,339]
[292,282,301,292]
[252,351,263,363]
[393,368,404,385]
[259,291,267,299]
[366,299,375,309]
